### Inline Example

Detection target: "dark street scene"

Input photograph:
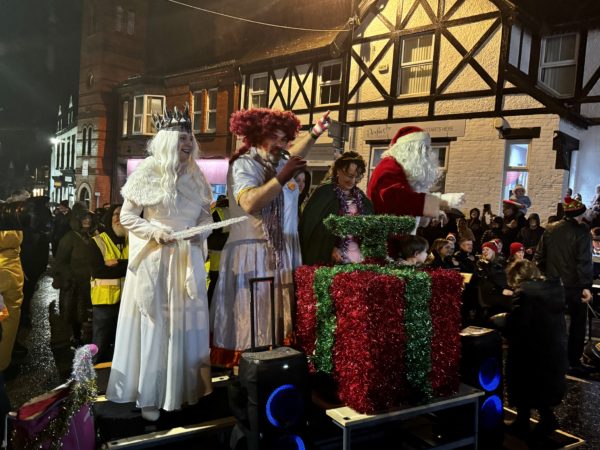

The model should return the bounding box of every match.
[2,0,600,449]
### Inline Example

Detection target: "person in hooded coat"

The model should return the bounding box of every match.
[505,259,568,437]
[53,204,97,346]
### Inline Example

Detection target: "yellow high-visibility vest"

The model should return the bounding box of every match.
[91,233,129,306]
[208,206,229,271]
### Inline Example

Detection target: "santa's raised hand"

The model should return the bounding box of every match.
[310,111,331,139]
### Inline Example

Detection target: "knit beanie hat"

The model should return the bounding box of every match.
[510,242,524,256]
[482,241,499,255]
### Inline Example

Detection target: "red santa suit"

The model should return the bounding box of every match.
[367,126,463,220]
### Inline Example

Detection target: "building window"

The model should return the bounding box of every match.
[398,33,434,96]
[368,146,387,182]
[132,95,165,134]
[539,33,578,97]
[87,126,92,155]
[318,60,342,105]
[116,6,123,31]
[127,10,135,35]
[60,142,65,169]
[503,141,529,200]
[430,144,448,193]
[249,74,268,108]
[66,141,71,169]
[193,89,217,133]
[82,128,87,157]
[509,24,531,74]
[122,100,129,136]
[79,187,90,209]
[71,135,76,167]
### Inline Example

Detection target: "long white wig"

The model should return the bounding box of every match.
[146,129,205,206]
[382,137,438,193]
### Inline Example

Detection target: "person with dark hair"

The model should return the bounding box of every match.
[295,169,312,215]
[53,206,97,348]
[473,241,510,320]
[424,238,455,269]
[211,108,330,368]
[480,215,503,246]
[535,196,593,375]
[299,151,373,265]
[500,199,527,256]
[51,200,71,257]
[89,204,128,363]
[505,259,567,438]
[454,237,476,273]
[395,235,429,266]
[517,213,544,259]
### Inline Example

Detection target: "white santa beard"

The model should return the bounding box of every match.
[382,141,438,193]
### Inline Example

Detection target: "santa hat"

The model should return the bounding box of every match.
[563,196,586,218]
[446,233,456,242]
[510,242,524,255]
[390,126,431,147]
[482,241,499,255]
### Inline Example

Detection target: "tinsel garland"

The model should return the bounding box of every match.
[294,265,320,372]
[426,268,464,396]
[311,263,434,401]
[323,214,416,259]
[331,271,407,412]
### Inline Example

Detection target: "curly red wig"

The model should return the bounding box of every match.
[229,108,301,162]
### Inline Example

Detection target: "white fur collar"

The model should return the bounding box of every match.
[121,157,213,207]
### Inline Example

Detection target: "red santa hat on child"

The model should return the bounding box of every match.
[510,242,524,255]
[390,126,431,148]
[482,241,499,255]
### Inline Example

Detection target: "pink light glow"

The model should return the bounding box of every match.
[126,158,229,184]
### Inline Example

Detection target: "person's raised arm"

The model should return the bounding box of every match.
[288,111,331,159]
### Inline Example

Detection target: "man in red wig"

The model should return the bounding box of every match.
[367,126,464,227]
[211,108,329,367]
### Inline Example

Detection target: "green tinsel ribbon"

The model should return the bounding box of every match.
[312,263,433,401]
[323,214,416,259]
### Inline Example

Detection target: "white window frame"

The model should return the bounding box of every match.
[122,100,129,136]
[509,24,532,74]
[502,140,530,201]
[249,73,268,108]
[398,33,435,97]
[318,60,342,106]
[132,95,165,135]
[368,145,388,182]
[538,33,579,98]
[193,89,217,134]
[206,88,217,133]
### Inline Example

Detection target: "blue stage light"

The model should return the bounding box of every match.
[478,357,501,392]
[266,384,303,429]
[480,395,503,429]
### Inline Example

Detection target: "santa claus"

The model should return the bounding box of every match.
[367,126,464,226]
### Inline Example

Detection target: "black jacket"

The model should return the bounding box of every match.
[534,218,593,289]
[506,278,568,408]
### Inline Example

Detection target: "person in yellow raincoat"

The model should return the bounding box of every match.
[0,230,24,372]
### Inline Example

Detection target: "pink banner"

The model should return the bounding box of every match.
[126,158,229,184]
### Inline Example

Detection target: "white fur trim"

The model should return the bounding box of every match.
[392,131,430,147]
[121,158,165,206]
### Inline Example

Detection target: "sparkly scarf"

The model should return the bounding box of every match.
[253,151,284,268]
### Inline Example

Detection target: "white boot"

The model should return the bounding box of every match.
[141,406,160,422]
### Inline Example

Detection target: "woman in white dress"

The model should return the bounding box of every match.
[106,108,214,421]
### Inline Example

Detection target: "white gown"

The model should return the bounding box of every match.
[107,173,213,411]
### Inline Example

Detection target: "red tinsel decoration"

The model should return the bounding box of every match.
[427,269,464,396]
[294,265,319,372]
[331,271,407,413]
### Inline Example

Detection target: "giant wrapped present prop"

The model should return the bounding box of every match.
[295,215,463,413]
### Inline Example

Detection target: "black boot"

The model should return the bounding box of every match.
[506,407,531,439]
[533,408,558,437]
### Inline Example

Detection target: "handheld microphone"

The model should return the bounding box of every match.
[280,148,291,160]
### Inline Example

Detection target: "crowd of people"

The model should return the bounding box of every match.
[1,106,599,442]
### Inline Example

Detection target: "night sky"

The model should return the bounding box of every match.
[0,0,81,177]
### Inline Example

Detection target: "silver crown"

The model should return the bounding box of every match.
[152,103,192,133]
